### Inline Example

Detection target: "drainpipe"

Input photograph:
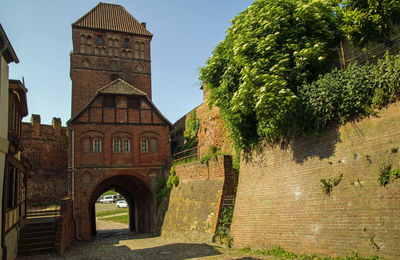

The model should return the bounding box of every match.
[67,125,82,241]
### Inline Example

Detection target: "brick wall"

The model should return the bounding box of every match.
[21,115,68,206]
[172,87,233,158]
[231,103,400,258]
[161,155,236,242]
[70,28,152,117]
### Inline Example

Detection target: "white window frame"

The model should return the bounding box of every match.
[93,138,102,153]
[122,138,130,153]
[113,138,121,153]
[141,138,148,153]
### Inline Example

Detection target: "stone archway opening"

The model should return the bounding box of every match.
[94,189,131,233]
[87,174,154,239]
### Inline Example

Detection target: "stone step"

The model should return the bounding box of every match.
[20,230,56,240]
[18,217,58,256]
[18,246,55,257]
[18,240,55,251]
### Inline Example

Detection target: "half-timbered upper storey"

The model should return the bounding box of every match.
[69,79,170,126]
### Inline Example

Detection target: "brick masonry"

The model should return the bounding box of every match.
[231,102,400,258]
[21,115,68,206]
[160,155,236,242]
[70,28,152,117]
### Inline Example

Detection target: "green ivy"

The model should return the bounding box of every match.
[200,0,400,151]
[378,165,400,186]
[154,176,168,205]
[184,111,200,147]
[166,167,179,189]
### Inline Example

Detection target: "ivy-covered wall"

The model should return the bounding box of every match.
[231,103,400,258]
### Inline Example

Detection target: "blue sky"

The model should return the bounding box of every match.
[1,0,253,125]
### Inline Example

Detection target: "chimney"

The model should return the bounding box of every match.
[31,114,41,138]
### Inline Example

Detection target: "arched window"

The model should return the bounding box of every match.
[121,50,126,58]
[80,35,86,54]
[122,138,130,152]
[97,35,104,45]
[93,138,102,153]
[114,39,119,56]
[113,138,121,153]
[124,38,130,48]
[83,138,91,153]
[86,36,92,54]
[134,42,140,58]
[108,38,113,56]
[141,138,148,153]
[140,42,145,59]
[150,138,158,152]
[80,35,92,54]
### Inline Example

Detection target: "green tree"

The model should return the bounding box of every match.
[200,0,338,149]
[334,0,400,47]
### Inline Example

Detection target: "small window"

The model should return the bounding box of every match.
[141,138,148,153]
[113,139,121,153]
[93,138,102,153]
[128,96,140,109]
[103,96,115,107]
[97,35,104,45]
[124,38,130,48]
[83,138,91,153]
[134,42,140,58]
[140,43,145,59]
[150,138,158,152]
[123,138,130,152]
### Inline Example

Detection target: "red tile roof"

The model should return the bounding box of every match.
[72,3,152,36]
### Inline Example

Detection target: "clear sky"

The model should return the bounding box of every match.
[1,0,253,125]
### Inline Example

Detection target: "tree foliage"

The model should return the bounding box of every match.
[200,0,338,150]
[200,0,400,150]
[334,0,400,47]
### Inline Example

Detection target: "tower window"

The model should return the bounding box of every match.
[103,96,115,107]
[124,38,130,48]
[140,42,145,59]
[97,35,104,45]
[80,35,92,54]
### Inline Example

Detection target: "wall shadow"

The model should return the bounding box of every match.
[284,124,341,164]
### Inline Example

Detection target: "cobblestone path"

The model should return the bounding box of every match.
[17,229,278,260]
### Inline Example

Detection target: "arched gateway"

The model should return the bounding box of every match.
[67,3,171,241]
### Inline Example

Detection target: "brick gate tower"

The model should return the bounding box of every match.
[67,3,171,241]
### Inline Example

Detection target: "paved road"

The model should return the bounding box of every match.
[17,229,277,260]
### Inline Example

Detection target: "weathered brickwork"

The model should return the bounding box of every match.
[68,4,171,241]
[173,88,233,158]
[70,28,152,117]
[161,155,236,242]
[231,103,400,258]
[21,115,68,206]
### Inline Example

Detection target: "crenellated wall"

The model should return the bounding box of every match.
[21,114,68,206]
[231,103,400,259]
